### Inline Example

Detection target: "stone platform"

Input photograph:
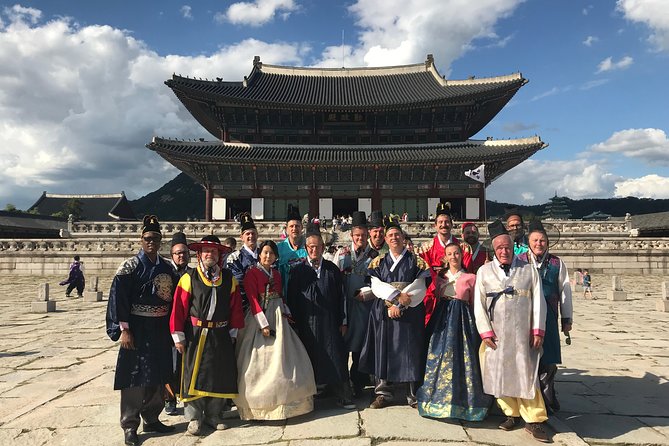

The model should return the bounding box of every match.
[1,274,668,445]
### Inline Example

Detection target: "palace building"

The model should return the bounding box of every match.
[148,55,546,221]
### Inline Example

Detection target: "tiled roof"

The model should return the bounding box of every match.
[28,193,137,221]
[166,56,526,109]
[148,136,546,167]
[631,211,669,230]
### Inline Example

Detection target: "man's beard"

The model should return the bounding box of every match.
[203,258,218,268]
[464,236,477,246]
[509,229,524,243]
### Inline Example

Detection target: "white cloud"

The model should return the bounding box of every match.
[583,35,598,46]
[0,9,307,209]
[590,128,669,166]
[582,5,594,16]
[345,0,524,70]
[596,55,633,73]
[180,5,193,20]
[488,159,620,204]
[501,122,538,133]
[530,85,573,102]
[580,78,609,90]
[219,0,297,26]
[3,4,41,24]
[617,0,669,51]
[614,175,669,198]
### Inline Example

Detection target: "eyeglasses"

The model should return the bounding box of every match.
[172,250,188,256]
[142,236,162,243]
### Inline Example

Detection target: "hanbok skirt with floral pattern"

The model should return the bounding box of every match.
[417,298,492,421]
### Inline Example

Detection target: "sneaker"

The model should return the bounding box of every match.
[77,294,83,298]
[369,395,390,409]
[205,416,228,430]
[65,294,71,298]
[498,416,518,431]
[337,398,356,410]
[164,400,177,415]
[525,423,551,443]
[187,419,202,436]
[142,421,174,434]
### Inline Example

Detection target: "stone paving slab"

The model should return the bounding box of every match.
[2,273,669,445]
[560,414,669,445]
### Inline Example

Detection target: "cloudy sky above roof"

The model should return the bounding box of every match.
[0,0,667,209]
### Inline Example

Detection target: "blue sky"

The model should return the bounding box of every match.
[1,0,668,209]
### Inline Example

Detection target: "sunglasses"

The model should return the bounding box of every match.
[142,236,162,243]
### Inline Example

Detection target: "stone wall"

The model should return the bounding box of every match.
[1,220,668,276]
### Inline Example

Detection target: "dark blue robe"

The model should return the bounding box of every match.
[359,251,431,383]
[226,246,259,311]
[106,250,177,390]
[287,259,348,387]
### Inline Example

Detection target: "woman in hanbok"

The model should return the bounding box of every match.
[234,240,316,420]
[417,242,492,421]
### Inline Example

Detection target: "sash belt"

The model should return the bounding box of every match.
[130,304,169,317]
[190,316,229,328]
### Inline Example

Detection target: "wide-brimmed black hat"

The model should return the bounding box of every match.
[528,219,546,235]
[435,202,452,218]
[286,204,301,223]
[351,211,367,229]
[170,232,188,248]
[141,215,161,235]
[369,210,384,228]
[239,212,256,232]
[305,222,321,238]
[188,234,232,254]
[487,219,509,241]
[383,214,402,231]
[527,219,561,248]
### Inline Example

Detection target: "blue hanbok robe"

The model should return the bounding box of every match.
[106,250,177,390]
[287,259,348,387]
[359,250,431,383]
[226,245,259,311]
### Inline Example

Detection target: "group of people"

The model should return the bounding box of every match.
[106,204,574,445]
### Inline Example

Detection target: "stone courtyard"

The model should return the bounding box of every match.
[1,273,668,445]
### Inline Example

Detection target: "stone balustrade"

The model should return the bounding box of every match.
[70,219,632,239]
[3,218,666,276]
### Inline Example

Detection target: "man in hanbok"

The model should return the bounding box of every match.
[334,211,377,397]
[171,235,244,436]
[106,215,178,446]
[418,203,471,325]
[359,215,432,409]
[461,222,489,274]
[164,231,192,415]
[473,220,549,442]
[278,204,307,296]
[226,212,260,310]
[288,224,355,409]
[519,220,573,414]
[367,210,388,257]
[504,207,529,255]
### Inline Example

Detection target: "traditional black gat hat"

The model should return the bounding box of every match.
[239,212,256,233]
[305,222,321,238]
[487,219,509,241]
[383,214,402,232]
[368,210,384,228]
[351,211,367,229]
[435,202,452,218]
[141,215,161,235]
[286,204,301,223]
[170,231,188,248]
[188,234,232,254]
[528,219,546,235]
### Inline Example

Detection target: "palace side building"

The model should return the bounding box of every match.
[147,55,546,221]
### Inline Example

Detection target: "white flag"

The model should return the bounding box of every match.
[464,164,485,183]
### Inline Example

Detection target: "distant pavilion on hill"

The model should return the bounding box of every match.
[148,55,547,221]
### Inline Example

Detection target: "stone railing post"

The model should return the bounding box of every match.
[32,283,56,313]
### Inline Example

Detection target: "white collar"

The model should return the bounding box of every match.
[388,248,407,272]
[437,234,453,248]
[243,244,258,258]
